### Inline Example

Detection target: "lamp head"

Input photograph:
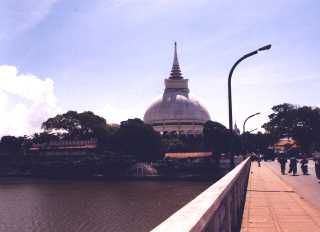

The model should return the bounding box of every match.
[258,44,271,52]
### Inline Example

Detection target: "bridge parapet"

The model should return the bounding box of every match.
[152,157,251,232]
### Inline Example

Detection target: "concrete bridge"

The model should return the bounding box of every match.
[152,158,320,232]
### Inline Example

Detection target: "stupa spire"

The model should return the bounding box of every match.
[169,42,183,79]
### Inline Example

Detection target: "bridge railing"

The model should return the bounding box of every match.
[151,157,251,232]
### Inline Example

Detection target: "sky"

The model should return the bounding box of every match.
[0,0,319,136]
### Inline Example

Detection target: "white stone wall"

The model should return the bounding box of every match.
[151,158,251,232]
[152,124,204,134]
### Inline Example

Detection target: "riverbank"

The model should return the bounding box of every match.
[0,154,232,181]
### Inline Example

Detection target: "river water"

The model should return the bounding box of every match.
[0,178,211,232]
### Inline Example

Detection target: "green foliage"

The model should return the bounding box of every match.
[115,118,162,161]
[203,121,229,155]
[263,103,297,137]
[32,132,60,144]
[0,136,30,156]
[7,101,320,162]
[263,103,320,152]
[241,132,275,153]
[41,111,119,151]
[42,111,109,140]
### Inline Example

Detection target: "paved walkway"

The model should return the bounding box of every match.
[241,162,320,232]
[265,161,320,210]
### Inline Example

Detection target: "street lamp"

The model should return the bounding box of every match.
[228,44,271,131]
[243,112,260,133]
[227,44,271,167]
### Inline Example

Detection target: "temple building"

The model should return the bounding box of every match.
[28,139,97,156]
[144,43,211,134]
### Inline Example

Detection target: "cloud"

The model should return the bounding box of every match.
[0,0,61,39]
[0,65,60,136]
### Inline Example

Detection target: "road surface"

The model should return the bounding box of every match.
[264,160,320,210]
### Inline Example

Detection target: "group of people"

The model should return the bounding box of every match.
[278,156,308,175]
[250,153,263,167]
[278,155,320,180]
[250,151,320,182]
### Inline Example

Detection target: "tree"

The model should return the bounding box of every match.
[263,103,297,138]
[116,118,162,161]
[0,136,23,156]
[263,103,320,152]
[41,111,120,152]
[32,132,60,144]
[241,132,275,153]
[95,124,119,152]
[42,111,109,140]
[203,121,230,157]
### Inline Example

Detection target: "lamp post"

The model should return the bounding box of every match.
[228,44,271,166]
[228,44,271,131]
[243,112,260,133]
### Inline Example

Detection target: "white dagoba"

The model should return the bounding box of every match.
[143,42,211,134]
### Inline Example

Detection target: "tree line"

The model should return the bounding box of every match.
[1,103,320,161]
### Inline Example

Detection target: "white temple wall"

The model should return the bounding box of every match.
[152,124,204,135]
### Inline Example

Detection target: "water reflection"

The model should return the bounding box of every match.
[0,178,211,232]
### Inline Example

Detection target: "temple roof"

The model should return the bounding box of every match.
[169,42,183,80]
[164,152,212,159]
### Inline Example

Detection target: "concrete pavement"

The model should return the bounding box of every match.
[241,162,320,232]
[265,160,320,210]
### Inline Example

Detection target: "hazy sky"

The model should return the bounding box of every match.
[0,0,319,136]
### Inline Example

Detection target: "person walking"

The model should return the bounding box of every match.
[257,154,261,167]
[288,157,297,175]
[314,155,320,182]
[300,157,309,175]
[278,156,287,175]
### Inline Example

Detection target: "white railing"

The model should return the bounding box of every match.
[151,157,251,232]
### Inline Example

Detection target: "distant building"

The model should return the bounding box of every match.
[164,152,212,159]
[273,137,298,152]
[144,42,211,134]
[29,139,97,156]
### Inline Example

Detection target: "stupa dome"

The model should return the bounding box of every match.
[143,42,211,134]
[144,94,210,125]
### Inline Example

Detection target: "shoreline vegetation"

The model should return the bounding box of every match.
[2,103,320,182]
[0,153,236,181]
